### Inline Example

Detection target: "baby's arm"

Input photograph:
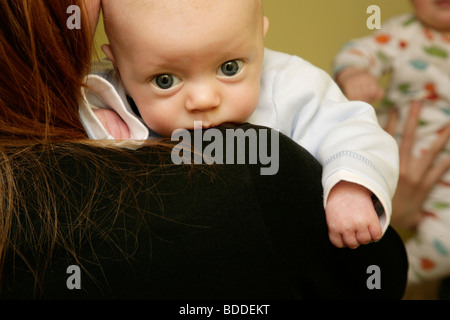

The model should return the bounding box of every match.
[254,49,399,248]
[335,67,384,103]
[325,181,382,249]
[93,108,130,140]
[333,16,408,103]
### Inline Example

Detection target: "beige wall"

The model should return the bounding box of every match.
[94,0,412,73]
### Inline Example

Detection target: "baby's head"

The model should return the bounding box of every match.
[101,0,269,137]
[412,0,450,32]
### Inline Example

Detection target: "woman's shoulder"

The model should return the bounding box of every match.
[2,125,323,299]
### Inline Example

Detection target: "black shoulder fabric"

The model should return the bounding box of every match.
[0,127,301,299]
[1,124,407,299]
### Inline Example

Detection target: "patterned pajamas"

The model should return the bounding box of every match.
[334,13,450,283]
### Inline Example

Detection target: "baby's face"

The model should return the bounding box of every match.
[102,0,268,137]
[412,0,450,32]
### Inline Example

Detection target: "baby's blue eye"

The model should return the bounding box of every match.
[152,74,181,90]
[154,74,174,89]
[218,60,243,77]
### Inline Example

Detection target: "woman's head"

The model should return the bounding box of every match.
[0,0,98,142]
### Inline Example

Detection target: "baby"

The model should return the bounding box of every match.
[82,0,399,249]
[334,0,450,282]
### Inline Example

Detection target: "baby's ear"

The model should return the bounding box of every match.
[101,44,121,76]
[101,44,115,63]
[263,16,269,37]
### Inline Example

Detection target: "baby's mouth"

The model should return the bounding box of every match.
[190,120,214,130]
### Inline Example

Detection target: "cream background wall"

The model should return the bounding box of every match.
[93,0,412,74]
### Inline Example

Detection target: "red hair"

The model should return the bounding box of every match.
[0,0,95,294]
[0,0,93,142]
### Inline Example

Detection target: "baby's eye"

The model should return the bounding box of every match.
[218,60,244,77]
[152,74,181,90]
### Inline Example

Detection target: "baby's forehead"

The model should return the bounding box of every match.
[103,0,263,42]
[103,0,262,19]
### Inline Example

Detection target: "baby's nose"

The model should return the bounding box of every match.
[185,82,221,112]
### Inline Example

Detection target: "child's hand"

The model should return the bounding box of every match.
[94,108,130,140]
[325,181,382,249]
[336,68,384,103]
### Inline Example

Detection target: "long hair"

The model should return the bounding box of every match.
[0,0,106,294]
[0,0,184,297]
[0,0,92,141]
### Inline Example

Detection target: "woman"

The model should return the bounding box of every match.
[0,0,407,299]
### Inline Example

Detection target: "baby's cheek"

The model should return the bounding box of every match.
[152,121,178,137]
[235,88,260,120]
[141,111,174,137]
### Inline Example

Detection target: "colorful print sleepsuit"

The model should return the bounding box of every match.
[334,13,450,283]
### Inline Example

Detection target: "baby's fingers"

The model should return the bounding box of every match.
[342,231,361,249]
[356,228,373,246]
[335,224,382,249]
[369,221,383,242]
[328,231,345,249]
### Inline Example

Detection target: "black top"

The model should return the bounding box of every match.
[0,124,408,299]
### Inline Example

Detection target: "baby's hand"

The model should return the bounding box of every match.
[336,68,384,103]
[94,108,130,140]
[325,181,382,249]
